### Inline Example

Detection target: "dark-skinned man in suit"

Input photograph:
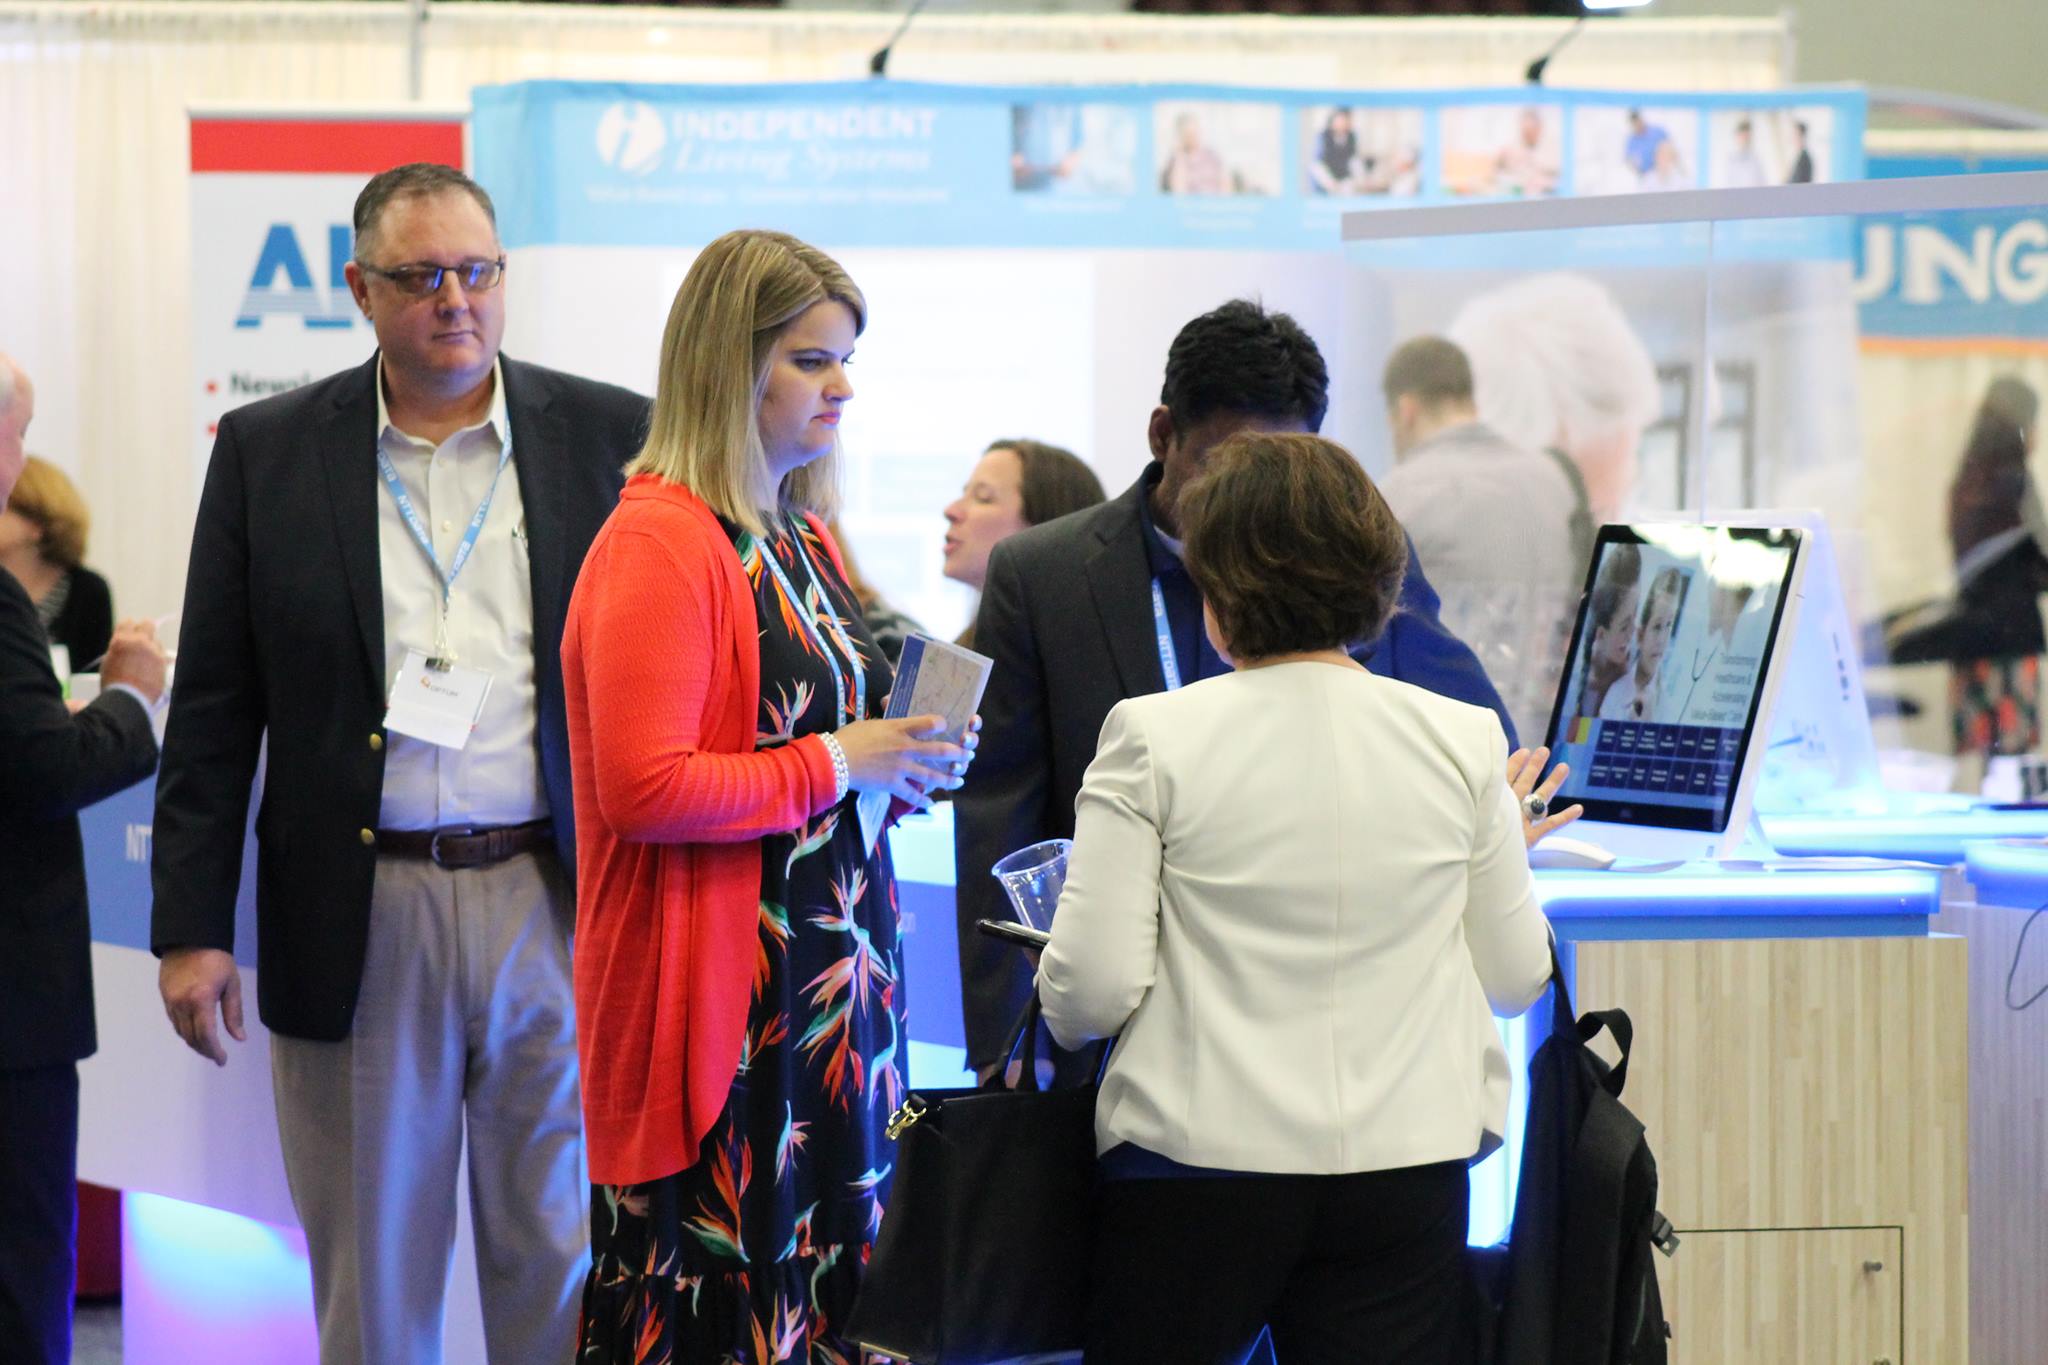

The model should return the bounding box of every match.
[955,300,1524,1085]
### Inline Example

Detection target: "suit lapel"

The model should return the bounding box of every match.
[502,360,569,643]
[319,357,385,690]
[1083,480,1167,698]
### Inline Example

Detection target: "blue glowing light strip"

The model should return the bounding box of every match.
[1540,875,1933,908]
[1764,810,2048,862]
[1964,838,2048,908]
[1536,864,1938,942]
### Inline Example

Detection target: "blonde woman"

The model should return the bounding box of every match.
[0,456,113,668]
[563,229,976,1362]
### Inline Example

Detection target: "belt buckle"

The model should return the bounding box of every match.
[428,827,477,868]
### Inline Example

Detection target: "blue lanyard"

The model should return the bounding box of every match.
[758,519,868,726]
[1150,578,1183,692]
[375,437,513,622]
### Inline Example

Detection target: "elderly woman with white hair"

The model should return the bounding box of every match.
[1448,272,1661,532]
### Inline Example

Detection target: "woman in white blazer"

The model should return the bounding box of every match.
[1037,431,1555,1365]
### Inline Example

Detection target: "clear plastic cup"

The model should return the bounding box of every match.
[990,838,1072,932]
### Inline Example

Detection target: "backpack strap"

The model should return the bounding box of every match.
[1548,945,1575,1034]
[1543,446,1596,583]
[1577,1007,1635,1096]
[1552,942,1634,1096]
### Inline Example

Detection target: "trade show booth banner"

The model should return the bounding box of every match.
[469,80,1866,648]
[473,79,1867,252]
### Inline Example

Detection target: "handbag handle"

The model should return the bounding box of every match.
[988,995,1047,1093]
[986,994,1110,1094]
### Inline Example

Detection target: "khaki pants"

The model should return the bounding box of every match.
[272,849,585,1365]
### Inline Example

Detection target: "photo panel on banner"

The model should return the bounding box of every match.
[1440,102,1564,199]
[1152,100,1285,197]
[1009,103,1140,196]
[1300,105,1424,200]
[1573,105,1703,194]
[1707,104,1836,188]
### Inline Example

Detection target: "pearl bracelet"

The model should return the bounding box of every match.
[820,733,850,805]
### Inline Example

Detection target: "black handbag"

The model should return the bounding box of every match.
[845,998,1098,1364]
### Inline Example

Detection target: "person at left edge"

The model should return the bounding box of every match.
[0,351,164,1365]
[149,163,650,1364]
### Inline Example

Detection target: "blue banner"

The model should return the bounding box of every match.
[472,79,1866,253]
[1855,155,2048,341]
[1856,208,2048,341]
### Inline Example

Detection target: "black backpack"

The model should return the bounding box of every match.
[1481,951,1678,1365]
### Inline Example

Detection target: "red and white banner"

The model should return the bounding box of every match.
[188,109,466,486]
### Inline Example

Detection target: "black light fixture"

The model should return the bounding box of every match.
[1527,0,1654,86]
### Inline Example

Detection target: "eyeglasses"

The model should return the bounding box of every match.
[357,257,507,297]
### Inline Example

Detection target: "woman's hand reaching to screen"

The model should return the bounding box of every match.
[1508,745,1583,848]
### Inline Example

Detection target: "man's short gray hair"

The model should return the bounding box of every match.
[0,354,17,418]
[351,163,498,262]
[1381,335,1475,409]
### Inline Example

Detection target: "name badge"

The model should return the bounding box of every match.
[384,649,493,750]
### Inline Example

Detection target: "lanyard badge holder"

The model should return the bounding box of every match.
[378,443,511,748]
[1150,578,1184,692]
[758,519,868,727]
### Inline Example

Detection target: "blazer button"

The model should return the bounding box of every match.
[368,733,384,751]
[360,828,376,847]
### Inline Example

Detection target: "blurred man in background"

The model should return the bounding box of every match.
[1379,335,1583,742]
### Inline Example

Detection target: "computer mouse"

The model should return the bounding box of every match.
[1528,835,1619,871]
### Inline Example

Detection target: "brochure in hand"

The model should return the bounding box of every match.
[857,632,993,852]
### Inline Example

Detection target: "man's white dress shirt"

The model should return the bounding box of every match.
[373,360,545,830]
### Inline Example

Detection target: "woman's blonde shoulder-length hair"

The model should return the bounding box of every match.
[626,229,867,538]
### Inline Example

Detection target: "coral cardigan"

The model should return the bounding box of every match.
[563,474,849,1186]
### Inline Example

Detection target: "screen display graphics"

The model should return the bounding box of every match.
[1543,524,1801,833]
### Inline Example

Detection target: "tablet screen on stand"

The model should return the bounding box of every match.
[1539,523,1806,863]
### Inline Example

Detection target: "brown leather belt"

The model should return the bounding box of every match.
[373,820,553,870]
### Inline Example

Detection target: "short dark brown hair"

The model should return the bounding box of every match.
[1380,335,1474,409]
[1178,432,1408,661]
[984,438,1107,527]
[351,162,497,262]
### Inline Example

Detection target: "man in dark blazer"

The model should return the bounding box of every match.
[954,300,1517,1080]
[150,165,648,1362]
[0,353,165,1364]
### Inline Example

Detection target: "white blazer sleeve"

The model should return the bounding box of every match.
[1036,700,1163,1051]
[1464,721,1554,1015]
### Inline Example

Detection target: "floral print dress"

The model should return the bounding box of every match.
[579,514,905,1365]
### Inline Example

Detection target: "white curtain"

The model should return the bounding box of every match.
[0,1,1790,615]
